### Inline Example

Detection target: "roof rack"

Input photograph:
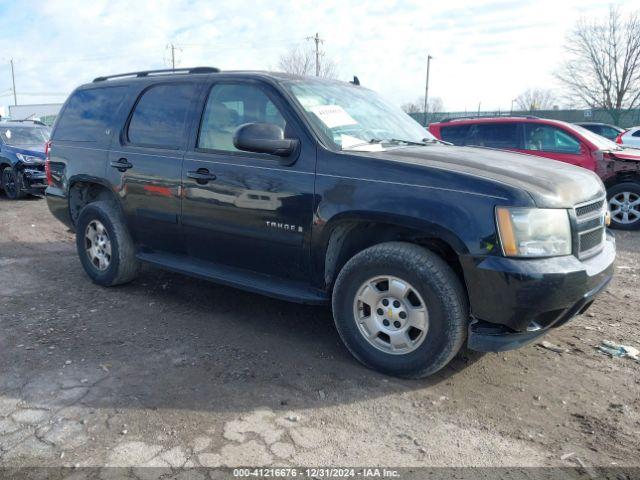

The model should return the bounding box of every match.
[93,67,220,82]
[438,114,540,123]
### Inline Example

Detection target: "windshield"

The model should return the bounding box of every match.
[566,123,623,151]
[282,80,436,151]
[0,126,50,146]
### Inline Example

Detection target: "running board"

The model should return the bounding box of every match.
[136,251,328,305]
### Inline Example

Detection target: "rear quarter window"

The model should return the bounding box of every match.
[53,86,127,143]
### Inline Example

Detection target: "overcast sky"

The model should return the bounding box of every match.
[1,0,638,113]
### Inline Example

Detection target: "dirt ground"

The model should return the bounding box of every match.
[0,196,639,474]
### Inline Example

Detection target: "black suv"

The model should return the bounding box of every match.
[45,67,615,378]
[0,120,50,199]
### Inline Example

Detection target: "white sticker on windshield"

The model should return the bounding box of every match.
[4,129,11,139]
[310,105,357,128]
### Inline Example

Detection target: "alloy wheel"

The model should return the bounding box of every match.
[609,191,640,225]
[353,275,429,355]
[85,220,112,271]
[3,170,17,198]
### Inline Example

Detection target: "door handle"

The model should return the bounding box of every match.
[187,168,217,184]
[110,158,133,172]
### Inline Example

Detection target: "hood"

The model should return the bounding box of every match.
[372,144,605,208]
[607,148,640,162]
[3,144,46,157]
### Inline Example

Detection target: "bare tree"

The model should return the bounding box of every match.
[277,46,337,78]
[514,88,557,111]
[556,7,640,124]
[401,97,444,115]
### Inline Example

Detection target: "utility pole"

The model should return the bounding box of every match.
[307,33,323,76]
[10,58,17,106]
[423,54,432,126]
[170,44,176,71]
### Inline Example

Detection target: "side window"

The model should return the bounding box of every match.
[198,83,286,152]
[632,130,640,137]
[439,125,471,145]
[600,127,618,140]
[473,123,518,148]
[54,86,127,142]
[127,83,198,149]
[523,124,580,154]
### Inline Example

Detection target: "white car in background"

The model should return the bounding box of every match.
[616,126,640,148]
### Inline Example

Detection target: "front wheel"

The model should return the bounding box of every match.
[332,242,468,378]
[2,167,25,199]
[607,182,640,230]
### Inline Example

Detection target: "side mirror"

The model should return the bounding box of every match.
[233,123,298,158]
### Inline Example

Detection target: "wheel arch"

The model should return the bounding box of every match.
[603,171,640,189]
[320,211,469,292]
[68,176,123,225]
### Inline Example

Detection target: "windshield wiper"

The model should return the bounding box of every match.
[386,138,429,146]
[341,138,384,150]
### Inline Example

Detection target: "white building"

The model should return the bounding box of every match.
[7,103,63,125]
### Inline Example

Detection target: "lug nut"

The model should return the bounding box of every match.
[393,321,401,328]
[382,299,389,306]
[377,308,384,316]
[393,300,401,308]
[399,311,407,319]
[383,319,390,327]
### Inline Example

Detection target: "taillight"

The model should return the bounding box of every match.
[614,133,624,144]
[44,140,53,186]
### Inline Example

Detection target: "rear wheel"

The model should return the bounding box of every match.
[607,182,640,230]
[332,242,468,378]
[75,201,139,286]
[2,167,25,199]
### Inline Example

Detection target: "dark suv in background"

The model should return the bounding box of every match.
[0,120,50,199]
[429,116,640,230]
[45,68,615,378]
[574,122,625,141]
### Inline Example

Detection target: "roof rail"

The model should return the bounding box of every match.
[93,66,220,82]
[438,114,540,123]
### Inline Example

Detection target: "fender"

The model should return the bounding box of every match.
[314,210,472,289]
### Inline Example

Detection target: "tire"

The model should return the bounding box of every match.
[607,182,640,230]
[2,167,25,199]
[332,242,468,378]
[75,201,139,286]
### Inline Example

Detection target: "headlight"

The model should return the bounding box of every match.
[496,207,572,257]
[16,153,42,164]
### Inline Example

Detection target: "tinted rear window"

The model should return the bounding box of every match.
[127,83,198,149]
[470,123,518,148]
[54,86,127,142]
[439,125,471,145]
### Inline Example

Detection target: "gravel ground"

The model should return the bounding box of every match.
[0,196,638,474]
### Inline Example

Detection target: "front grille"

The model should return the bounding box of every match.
[579,228,605,252]
[575,200,604,217]
[574,198,606,259]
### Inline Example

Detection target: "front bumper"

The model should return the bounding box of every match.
[21,166,47,192]
[461,232,615,352]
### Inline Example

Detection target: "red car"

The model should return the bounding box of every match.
[429,116,640,229]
